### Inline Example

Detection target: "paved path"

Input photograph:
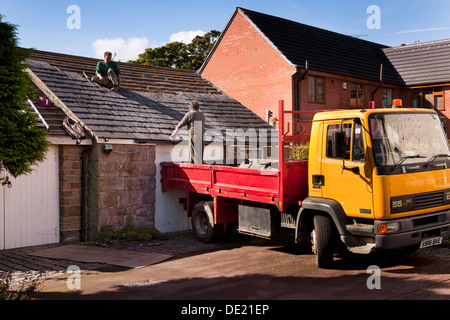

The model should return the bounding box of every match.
[0,231,240,284]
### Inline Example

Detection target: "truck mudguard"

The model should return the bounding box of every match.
[295,197,353,242]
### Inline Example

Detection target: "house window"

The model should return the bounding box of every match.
[350,83,364,107]
[434,87,444,110]
[308,76,325,103]
[412,89,421,108]
[382,88,393,108]
[411,87,445,110]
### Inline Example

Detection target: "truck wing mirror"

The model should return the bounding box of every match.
[332,131,346,158]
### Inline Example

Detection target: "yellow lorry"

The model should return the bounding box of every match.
[162,100,450,268]
[304,104,450,267]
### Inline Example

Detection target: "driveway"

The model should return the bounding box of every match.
[32,233,450,302]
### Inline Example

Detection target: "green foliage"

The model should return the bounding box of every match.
[0,15,50,177]
[0,272,41,300]
[129,30,220,70]
[443,237,450,248]
[95,224,167,244]
[289,144,310,161]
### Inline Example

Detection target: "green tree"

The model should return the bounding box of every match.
[129,30,220,70]
[132,41,190,69]
[0,15,50,178]
[187,30,221,69]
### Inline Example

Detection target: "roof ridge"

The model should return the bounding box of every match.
[384,38,450,51]
[28,48,198,74]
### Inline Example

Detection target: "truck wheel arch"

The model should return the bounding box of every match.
[295,197,352,245]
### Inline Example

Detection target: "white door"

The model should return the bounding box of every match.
[0,145,59,250]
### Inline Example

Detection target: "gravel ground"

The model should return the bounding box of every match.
[0,231,449,286]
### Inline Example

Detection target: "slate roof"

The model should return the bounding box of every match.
[29,84,68,137]
[26,52,270,142]
[203,8,404,86]
[383,39,450,86]
[30,50,220,94]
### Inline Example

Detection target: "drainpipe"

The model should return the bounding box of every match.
[293,60,309,111]
[291,61,309,133]
[371,63,383,106]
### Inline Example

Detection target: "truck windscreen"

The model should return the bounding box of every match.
[369,112,450,167]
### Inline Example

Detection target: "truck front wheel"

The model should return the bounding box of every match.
[312,215,334,268]
[191,201,223,243]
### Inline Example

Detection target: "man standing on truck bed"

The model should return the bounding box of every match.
[171,100,205,164]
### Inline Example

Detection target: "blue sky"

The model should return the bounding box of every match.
[2,0,450,61]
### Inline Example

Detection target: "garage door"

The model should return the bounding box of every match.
[0,145,59,250]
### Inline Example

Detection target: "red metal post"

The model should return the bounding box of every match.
[278,100,284,211]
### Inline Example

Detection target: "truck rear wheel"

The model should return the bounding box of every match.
[312,215,334,268]
[191,201,223,243]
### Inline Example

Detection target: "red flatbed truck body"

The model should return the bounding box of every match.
[161,101,312,228]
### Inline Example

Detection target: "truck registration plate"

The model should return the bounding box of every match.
[420,237,442,249]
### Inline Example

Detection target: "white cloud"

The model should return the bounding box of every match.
[169,30,205,44]
[92,37,149,61]
[396,27,450,34]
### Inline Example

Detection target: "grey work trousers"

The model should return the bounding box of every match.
[91,69,119,88]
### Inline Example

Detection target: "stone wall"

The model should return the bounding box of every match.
[87,142,156,240]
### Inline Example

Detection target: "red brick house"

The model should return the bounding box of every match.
[200,7,450,136]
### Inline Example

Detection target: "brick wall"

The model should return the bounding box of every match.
[201,10,296,121]
[59,145,84,243]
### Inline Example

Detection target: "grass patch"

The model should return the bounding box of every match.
[94,225,167,244]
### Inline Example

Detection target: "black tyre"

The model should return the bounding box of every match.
[191,201,223,243]
[312,215,334,268]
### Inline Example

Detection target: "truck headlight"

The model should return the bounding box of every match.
[377,222,400,234]
[391,196,414,214]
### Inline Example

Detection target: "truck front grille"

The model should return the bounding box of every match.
[391,189,450,214]
[415,191,444,210]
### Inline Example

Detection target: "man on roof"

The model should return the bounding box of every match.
[89,51,121,92]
